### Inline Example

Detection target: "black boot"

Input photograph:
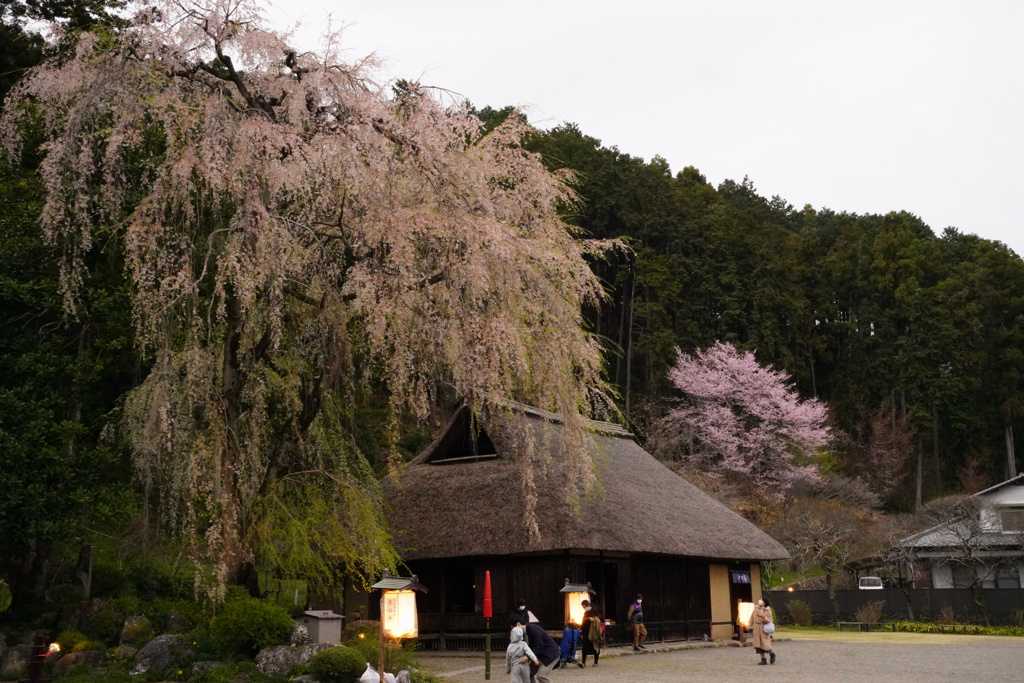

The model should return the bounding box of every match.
[770,651,776,664]
[758,655,767,665]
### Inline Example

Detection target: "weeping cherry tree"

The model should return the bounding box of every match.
[1,0,614,597]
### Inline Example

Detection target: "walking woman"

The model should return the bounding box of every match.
[580,600,604,667]
[751,598,776,665]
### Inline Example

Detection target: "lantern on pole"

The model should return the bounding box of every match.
[560,579,595,627]
[370,570,427,678]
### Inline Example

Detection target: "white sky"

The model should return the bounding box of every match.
[266,0,1024,257]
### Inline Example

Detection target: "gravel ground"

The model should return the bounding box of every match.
[415,632,1023,682]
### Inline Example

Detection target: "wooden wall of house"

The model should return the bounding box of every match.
[399,553,715,648]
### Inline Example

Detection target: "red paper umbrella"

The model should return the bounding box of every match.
[483,570,493,619]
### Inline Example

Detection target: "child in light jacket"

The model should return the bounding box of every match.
[506,626,538,682]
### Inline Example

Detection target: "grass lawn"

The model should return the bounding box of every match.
[779,625,1019,645]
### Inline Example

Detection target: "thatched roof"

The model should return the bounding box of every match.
[385,403,788,562]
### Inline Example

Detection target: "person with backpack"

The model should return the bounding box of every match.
[627,593,647,651]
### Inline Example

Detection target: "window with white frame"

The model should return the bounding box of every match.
[998,506,1024,532]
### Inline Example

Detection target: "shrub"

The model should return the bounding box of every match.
[853,600,885,623]
[209,598,293,656]
[87,608,126,644]
[121,618,154,647]
[341,625,419,677]
[1012,609,1024,629]
[786,599,813,626]
[108,597,204,634]
[192,661,271,683]
[72,640,107,653]
[55,630,89,652]
[938,605,956,625]
[309,646,365,682]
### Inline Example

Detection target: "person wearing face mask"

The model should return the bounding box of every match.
[508,598,529,629]
[579,599,604,667]
[751,598,776,665]
[626,593,647,651]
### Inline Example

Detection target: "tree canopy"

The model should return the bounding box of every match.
[2,0,614,597]
[655,341,829,495]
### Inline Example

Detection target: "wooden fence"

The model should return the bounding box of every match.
[765,588,1024,625]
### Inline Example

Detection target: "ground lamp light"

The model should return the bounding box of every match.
[371,570,427,679]
[561,579,596,627]
[737,600,754,642]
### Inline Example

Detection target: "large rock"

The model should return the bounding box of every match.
[53,650,105,676]
[255,642,333,678]
[297,642,333,662]
[255,646,295,678]
[290,622,310,647]
[1,644,30,677]
[134,634,194,672]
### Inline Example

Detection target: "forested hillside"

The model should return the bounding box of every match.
[523,121,1024,509]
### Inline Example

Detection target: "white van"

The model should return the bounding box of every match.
[858,576,883,590]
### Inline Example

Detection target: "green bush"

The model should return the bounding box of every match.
[55,630,89,652]
[209,598,293,656]
[309,646,366,682]
[853,600,885,623]
[72,640,107,653]
[338,625,420,678]
[87,608,126,644]
[121,618,154,647]
[890,620,1024,637]
[108,597,204,635]
[786,599,813,627]
[191,661,272,683]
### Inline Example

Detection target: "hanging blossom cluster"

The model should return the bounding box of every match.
[1,0,616,595]
[663,341,829,492]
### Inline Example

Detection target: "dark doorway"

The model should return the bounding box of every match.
[445,560,476,614]
[585,561,619,621]
[727,562,753,636]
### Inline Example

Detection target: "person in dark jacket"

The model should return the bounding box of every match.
[516,620,559,683]
[627,593,647,651]
[508,598,530,629]
[579,599,604,667]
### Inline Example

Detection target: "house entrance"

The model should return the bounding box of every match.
[584,561,619,622]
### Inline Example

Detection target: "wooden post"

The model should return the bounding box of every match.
[20,635,48,683]
[484,618,491,680]
[378,594,385,681]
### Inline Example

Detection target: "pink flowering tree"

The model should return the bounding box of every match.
[1,0,615,596]
[661,342,829,494]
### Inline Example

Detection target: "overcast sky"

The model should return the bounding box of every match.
[266,0,1024,257]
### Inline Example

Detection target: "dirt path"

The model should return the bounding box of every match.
[416,630,1023,682]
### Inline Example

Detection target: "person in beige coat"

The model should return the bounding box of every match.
[750,598,776,665]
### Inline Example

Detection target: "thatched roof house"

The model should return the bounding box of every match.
[379,402,788,645]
